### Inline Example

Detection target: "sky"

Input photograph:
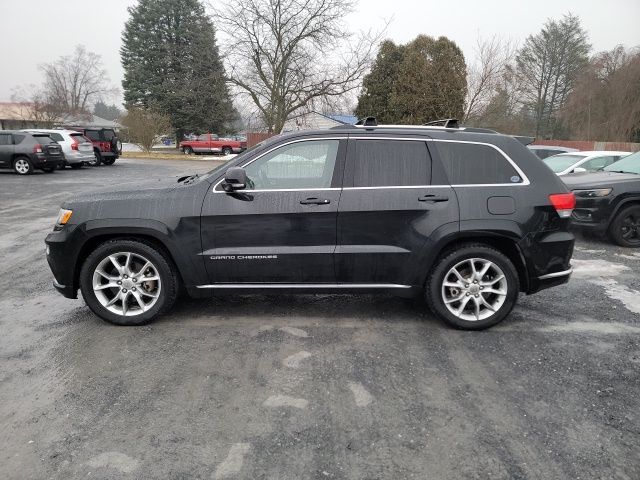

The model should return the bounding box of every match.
[1,0,639,104]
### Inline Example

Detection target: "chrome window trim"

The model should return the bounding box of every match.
[213,137,347,193]
[212,135,531,192]
[196,283,412,289]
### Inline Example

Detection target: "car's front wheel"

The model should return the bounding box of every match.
[222,147,232,156]
[609,205,640,248]
[426,244,519,330]
[183,146,193,155]
[80,239,179,325]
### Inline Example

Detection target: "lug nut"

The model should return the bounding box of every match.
[123,274,128,279]
[132,278,137,282]
[475,294,479,298]
[466,293,470,296]
[117,281,122,285]
[132,287,137,291]
[480,287,484,290]
[122,288,127,293]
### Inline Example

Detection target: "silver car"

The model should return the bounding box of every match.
[22,129,95,168]
[543,151,631,176]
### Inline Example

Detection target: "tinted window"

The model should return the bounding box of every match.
[48,133,64,142]
[32,134,55,144]
[243,140,339,190]
[0,134,12,145]
[352,140,430,187]
[437,142,522,184]
[70,133,89,142]
[84,130,101,141]
[12,134,25,144]
[103,129,115,140]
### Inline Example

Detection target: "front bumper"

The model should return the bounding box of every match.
[45,225,83,299]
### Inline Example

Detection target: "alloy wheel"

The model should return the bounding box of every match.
[620,213,640,245]
[15,159,30,174]
[92,252,162,316]
[441,258,508,321]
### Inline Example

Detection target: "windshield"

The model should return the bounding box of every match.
[543,154,586,172]
[603,151,640,174]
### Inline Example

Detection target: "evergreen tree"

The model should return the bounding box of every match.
[121,0,236,138]
[93,101,123,121]
[356,35,467,124]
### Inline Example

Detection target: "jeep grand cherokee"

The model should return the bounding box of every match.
[45,121,575,330]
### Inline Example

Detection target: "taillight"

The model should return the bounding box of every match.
[33,144,43,153]
[71,136,79,150]
[549,193,576,218]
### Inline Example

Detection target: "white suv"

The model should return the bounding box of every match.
[22,129,95,169]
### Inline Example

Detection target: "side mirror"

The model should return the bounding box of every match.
[222,167,247,192]
[573,167,587,173]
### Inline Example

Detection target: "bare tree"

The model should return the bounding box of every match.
[40,45,116,116]
[214,0,383,133]
[10,85,66,128]
[121,108,172,152]
[464,35,516,123]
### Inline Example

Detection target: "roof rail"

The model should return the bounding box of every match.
[355,116,377,127]
[422,118,459,129]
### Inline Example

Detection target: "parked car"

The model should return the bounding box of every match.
[528,145,579,159]
[0,130,64,174]
[179,133,246,155]
[74,127,122,165]
[46,120,575,330]
[543,151,630,176]
[563,151,640,247]
[22,129,95,169]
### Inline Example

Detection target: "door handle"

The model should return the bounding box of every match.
[418,195,449,202]
[300,197,331,205]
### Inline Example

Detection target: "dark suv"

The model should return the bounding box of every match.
[0,130,64,174]
[45,121,575,329]
[75,128,122,165]
[563,151,640,247]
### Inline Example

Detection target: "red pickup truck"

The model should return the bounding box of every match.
[179,134,246,155]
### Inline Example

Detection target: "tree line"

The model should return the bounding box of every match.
[11,0,640,144]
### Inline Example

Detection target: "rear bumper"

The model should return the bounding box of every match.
[523,230,574,294]
[32,153,63,168]
[64,151,94,164]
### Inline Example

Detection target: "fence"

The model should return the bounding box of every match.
[246,132,277,148]
[531,139,640,152]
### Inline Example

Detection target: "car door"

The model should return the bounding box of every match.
[0,133,14,167]
[336,137,459,286]
[195,134,209,153]
[200,137,346,284]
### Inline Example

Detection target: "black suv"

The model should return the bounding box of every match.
[45,121,575,329]
[563,151,640,247]
[0,130,64,174]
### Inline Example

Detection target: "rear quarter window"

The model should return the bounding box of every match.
[12,134,25,144]
[84,130,101,141]
[435,141,522,185]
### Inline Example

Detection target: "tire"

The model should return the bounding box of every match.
[91,150,102,166]
[79,239,179,326]
[102,158,116,166]
[183,146,193,155]
[70,163,83,170]
[609,205,640,248]
[222,147,232,156]
[13,156,33,175]
[426,244,519,330]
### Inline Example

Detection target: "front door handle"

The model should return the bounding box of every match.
[418,194,449,202]
[300,197,331,205]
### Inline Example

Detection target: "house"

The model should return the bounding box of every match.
[0,102,121,131]
[282,111,357,131]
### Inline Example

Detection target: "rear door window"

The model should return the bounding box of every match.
[0,133,12,145]
[436,141,522,184]
[349,139,431,187]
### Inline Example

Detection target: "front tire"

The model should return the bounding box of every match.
[79,239,179,326]
[426,244,519,330]
[222,147,232,156]
[609,205,640,247]
[183,146,193,155]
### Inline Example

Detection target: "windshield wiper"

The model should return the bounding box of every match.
[606,170,638,175]
[178,174,200,183]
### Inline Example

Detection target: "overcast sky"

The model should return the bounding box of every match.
[1,0,639,104]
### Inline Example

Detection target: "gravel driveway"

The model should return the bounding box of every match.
[1,159,638,479]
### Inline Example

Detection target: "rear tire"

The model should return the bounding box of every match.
[13,157,33,175]
[426,244,519,330]
[79,239,179,326]
[183,146,193,155]
[609,205,640,248]
[102,158,116,166]
[222,147,232,156]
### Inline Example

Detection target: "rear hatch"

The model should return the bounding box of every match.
[70,133,94,153]
[33,134,63,159]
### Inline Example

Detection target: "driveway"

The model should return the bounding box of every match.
[0,159,638,479]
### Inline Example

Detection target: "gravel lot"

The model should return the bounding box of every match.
[1,159,639,479]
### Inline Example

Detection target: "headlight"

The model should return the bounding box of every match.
[54,208,73,229]
[573,188,612,198]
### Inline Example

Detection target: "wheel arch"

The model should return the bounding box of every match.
[607,197,640,229]
[420,230,529,293]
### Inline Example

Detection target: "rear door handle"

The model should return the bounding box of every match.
[300,197,331,205]
[418,195,449,202]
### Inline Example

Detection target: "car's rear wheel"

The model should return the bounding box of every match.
[13,157,33,175]
[80,239,179,326]
[222,147,232,156]
[609,205,640,248]
[102,158,116,166]
[183,146,193,155]
[426,244,519,330]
